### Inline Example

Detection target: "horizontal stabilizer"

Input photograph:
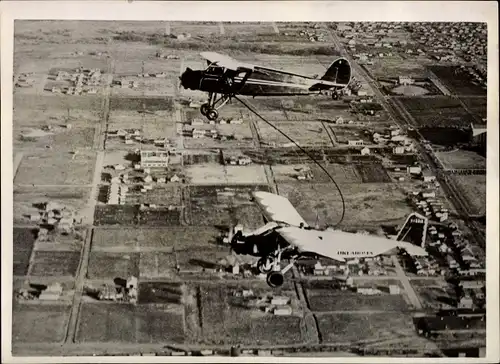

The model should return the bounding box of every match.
[309,82,334,91]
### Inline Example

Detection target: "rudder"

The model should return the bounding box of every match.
[321,58,351,86]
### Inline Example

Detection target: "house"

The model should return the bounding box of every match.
[348,139,364,146]
[458,295,474,309]
[423,174,437,183]
[398,75,415,85]
[389,285,401,295]
[170,174,181,183]
[360,147,370,155]
[191,118,204,126]
[273,306,292,316]
[192,129,206,138]
[393,146,405,154]
[407,165,422,175]
[271,296,290,305]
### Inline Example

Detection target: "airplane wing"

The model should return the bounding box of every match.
[200,52,254,71]
[251,191,309,228]
[276,226,428,262]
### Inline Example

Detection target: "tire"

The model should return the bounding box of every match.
[200,103,210,116]
[206,109,218,121]
[266,271,285,288]
[332,92,339,100]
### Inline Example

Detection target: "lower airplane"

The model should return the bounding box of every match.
[225,191,428,288]
[180,52,352,120]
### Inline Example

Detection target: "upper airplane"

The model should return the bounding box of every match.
[180,52,352,121]
[226,191,428,288]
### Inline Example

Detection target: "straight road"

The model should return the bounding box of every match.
[392,256,423,310]
[13,152,24,181]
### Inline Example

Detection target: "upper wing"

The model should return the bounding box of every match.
[251,191,309,228]
[276,226,428,262]
[200,52,254,71]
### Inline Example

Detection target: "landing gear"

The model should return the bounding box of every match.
[258,247,300,288]
[200,92,232,121]
[332,91,339,100]
[200,103,210,116]
[257,256,274,274]
[206,109,219,121]
[267,271,285,288]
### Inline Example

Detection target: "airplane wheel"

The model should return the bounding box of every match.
[267,271,285,288]
[200,103,210,116]
[206,109,218,121]
[257,257,273,274]
[332,92,339,100]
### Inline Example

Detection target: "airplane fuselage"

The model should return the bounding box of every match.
[181,65,347,97]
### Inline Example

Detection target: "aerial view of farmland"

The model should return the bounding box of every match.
[6,5,493,361]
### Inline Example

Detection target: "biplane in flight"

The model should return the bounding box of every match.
[225,191,428,288]
[180,52,352,120]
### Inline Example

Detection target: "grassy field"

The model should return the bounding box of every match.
[414,286,456,310]
[87,252,140,279]
[185,164,268,185]
[15,151,96,185]
[139,253,178,278]
[12,304,71,344]
[199,285,303,345]
[305,290,408,312]
[13,227,38,276]
[276,182,412,227]
[76,303,185,343]
[398,97,475,128]
[29,250,81,277]
[187,184,269,227]
[435,150,486,170]
[459,97,487,120]
[14,126,96,151]
[91,226,221,250]
[429,66,486,96]
[355,163,392,183]
[316,312,418,344]
[449,175,486,215]
[256,120,334,147]
[175,247,231,271]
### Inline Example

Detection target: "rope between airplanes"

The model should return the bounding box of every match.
[234,95,346,228]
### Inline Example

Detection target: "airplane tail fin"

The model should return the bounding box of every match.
[321,58,352,86]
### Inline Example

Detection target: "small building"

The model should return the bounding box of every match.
[399,76,414,85]
[273,306,292,316]
[389,285,401,295]
[458,295,474,309]
[271,296,290,305]
[192,129,206,138]
[348,139,364,146]
[407,165,422,175]
[423,174,437,183]
[140,150,169,168]
[170,174,181,183]
[393,146,405,154]
[360,147,370,155]
[191,118,204,126]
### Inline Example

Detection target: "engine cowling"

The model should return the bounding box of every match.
[266,271,284,288]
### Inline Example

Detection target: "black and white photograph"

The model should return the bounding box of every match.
[1,1,498,362]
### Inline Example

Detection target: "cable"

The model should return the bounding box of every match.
[234,95,346,227]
